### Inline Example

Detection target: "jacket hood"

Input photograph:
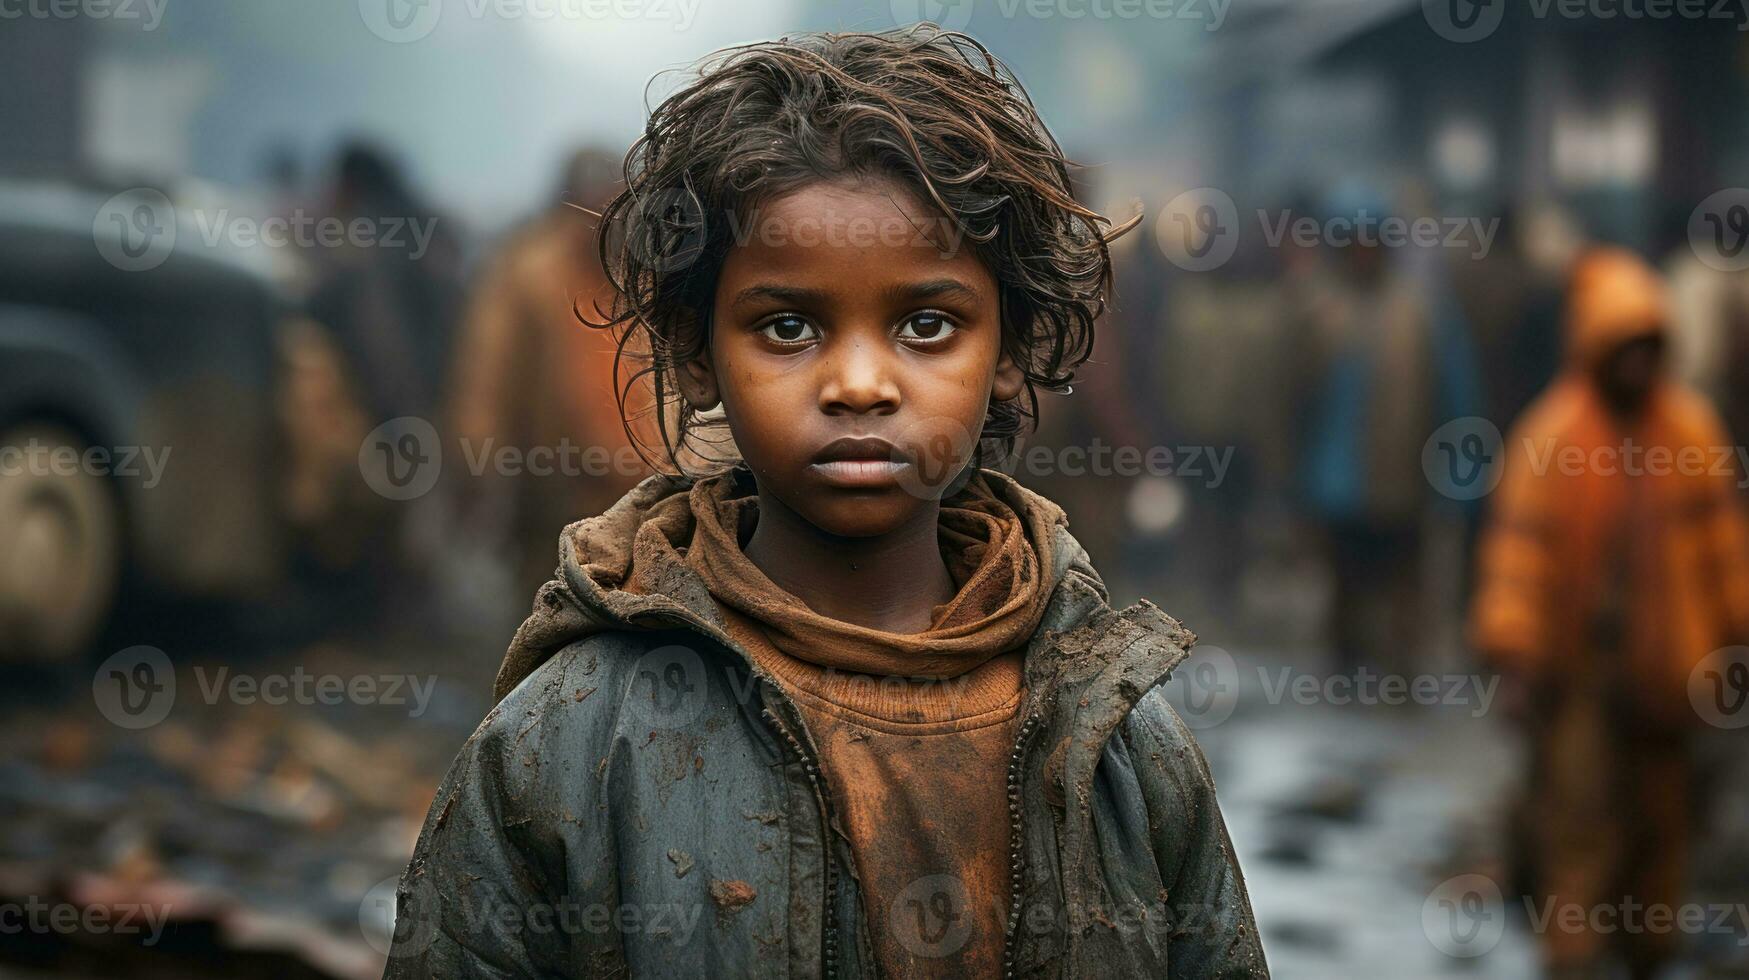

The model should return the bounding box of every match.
[492,467,1193,712]
[1563,246,1669,370]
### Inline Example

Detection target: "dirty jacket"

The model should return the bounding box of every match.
[384,468,1267,979]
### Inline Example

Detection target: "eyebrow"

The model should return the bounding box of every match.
[727,284,829,309]
[883,277,983,304]
[727,277,983,310]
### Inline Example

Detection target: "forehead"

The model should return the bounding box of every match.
[717,177,991,290]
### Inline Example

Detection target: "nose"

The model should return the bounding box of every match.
[818,338,901,417]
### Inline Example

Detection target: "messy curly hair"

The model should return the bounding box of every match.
[593,23,1138,473]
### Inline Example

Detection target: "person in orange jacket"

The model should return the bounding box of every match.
[1471,247,1749,979]
[449,148,649,597]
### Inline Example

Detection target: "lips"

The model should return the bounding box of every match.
[809,435,912,488]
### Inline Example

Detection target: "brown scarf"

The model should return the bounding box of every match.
[674,470,1061,679]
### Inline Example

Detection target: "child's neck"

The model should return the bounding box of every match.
[742,492,956,635]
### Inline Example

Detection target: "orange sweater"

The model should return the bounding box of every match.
[722,607,1023,978]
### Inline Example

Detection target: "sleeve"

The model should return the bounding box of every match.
[383,665,618,980]
[1468,420,1556,675]
[1126,690,1270,980]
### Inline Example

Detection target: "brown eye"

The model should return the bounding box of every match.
[897,313,956,344]
[758,315,818,345]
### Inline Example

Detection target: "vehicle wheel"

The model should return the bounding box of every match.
[0,424,123,661]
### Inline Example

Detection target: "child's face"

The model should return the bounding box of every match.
[685,176,1022,538]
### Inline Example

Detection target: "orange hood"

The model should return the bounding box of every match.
[1562,246,1670,371]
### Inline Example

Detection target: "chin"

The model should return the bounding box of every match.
[794,490,925,539]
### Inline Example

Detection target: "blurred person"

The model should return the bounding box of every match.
[1293,182,1475,675]
[448,148,646,597]
[1470,248,1749,980]
[1449,207,1564,439]
[306,140,463,424]
[292,141,464,614]
[1149,221,1298,619]
[1661,212,1749,458]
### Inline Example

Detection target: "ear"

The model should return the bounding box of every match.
[678,354,721,410]
[992,350,1024,402]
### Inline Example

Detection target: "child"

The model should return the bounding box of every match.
[386,26,1265,979]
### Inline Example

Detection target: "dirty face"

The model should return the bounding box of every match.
[682,176,1021,538]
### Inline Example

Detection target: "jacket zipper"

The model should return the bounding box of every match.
[761,704,843,979]
[1000,709,1045,979]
